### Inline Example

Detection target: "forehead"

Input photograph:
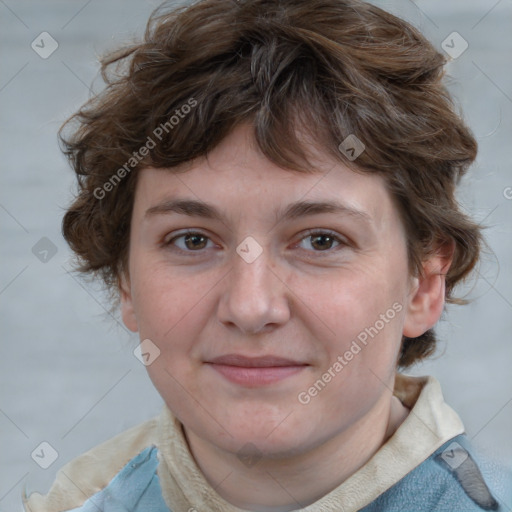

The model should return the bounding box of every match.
[133,124,400,234]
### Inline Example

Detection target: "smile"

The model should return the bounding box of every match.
[204,354,309,387]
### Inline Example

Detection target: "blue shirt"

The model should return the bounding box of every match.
[64,434,511,512]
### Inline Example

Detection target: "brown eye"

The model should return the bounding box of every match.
[165,231,213,252]
[296,230,346,254]
[183,233,208,250]
[310,233,336,251]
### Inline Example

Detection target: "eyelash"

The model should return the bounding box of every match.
[163,229,348,257]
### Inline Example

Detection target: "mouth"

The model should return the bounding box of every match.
[204,354,309,387]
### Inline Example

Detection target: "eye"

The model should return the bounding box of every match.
[164,231,215,252]
[163,229,348,256]
[295,230,346,254]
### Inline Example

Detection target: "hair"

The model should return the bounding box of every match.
[60,0,482,369]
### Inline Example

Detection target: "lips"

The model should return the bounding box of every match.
[207,354,307,367]
[205,354,309,387]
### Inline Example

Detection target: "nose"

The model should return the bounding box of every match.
[216,246,291,335]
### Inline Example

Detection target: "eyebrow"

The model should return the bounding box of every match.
[144,198,372,224]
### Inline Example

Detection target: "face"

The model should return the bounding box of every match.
[121,124,423,458]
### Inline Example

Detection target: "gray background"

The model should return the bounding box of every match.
[1,1,511,510]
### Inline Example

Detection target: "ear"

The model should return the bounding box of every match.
[403,241,455,338]
[119,272,138,333]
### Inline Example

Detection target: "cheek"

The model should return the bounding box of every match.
[303,290,406,426]
[144,355,204,428]
[302,265,404,340]
[130,264,204,342]
[304,268,407,398]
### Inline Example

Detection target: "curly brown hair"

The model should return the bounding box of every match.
[60,0,482,369]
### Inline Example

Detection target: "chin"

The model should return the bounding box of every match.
[218,416,317,457]
[236,433,316,460]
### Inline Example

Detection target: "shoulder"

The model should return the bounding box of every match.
[23,416,166,512]
[362,434,512,512]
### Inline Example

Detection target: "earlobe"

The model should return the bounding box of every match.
[119,273,138,333]
[403,242,454,338]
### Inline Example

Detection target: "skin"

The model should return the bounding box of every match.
[121,123,452,511]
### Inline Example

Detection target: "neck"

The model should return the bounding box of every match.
[183,394,410,511]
